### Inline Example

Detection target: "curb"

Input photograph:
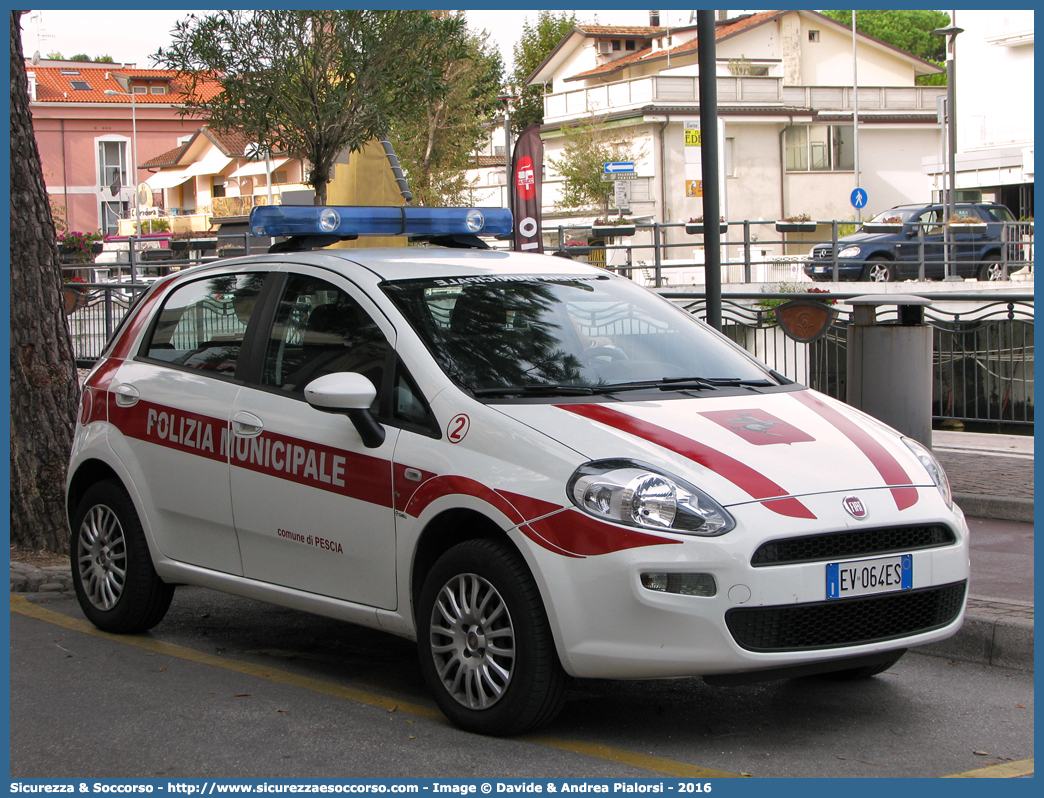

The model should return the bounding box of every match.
[915,596,1034,672]
[955,493,1035,523]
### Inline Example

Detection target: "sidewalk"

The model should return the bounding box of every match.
[11,432,1033,672]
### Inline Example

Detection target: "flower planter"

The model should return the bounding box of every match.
[685,223,728,235]
[140,248,174,261]
[861,223,904,233]
[560,246,592,256]
[217,247,247,259]
[62,286,86,314]
[775,222,818,234]
[591,225,636,238]
[59,242,104,264]
[774,299,837,343]
[170,238,218,253]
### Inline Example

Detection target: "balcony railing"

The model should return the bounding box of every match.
[543,75,946,122]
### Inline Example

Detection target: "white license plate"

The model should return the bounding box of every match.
[815,266,829,273]
[826,554,912,599]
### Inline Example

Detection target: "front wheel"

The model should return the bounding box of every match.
[977,259,1005,281]
[417,539,567,735]
[70,480,174,634]
[861,258,896,282]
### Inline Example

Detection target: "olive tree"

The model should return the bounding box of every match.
[155,10,467,205]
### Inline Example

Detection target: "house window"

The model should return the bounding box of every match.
[150,85,167,95]
[625,39,636,51]
[70,81,91,90]
[212,177,226,198]
[271,170,288,185]
[809,30,820,42]
[784,125,854,172]
[98,140,127,187]
[100,200,127,236]
[132,86,148,94]
[725,138,736,177]
[612,40,621,51]
[494,145,505,157]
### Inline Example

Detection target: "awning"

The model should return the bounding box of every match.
[145,169,192,190]
[229,157,290,179]
[182,154,233,178]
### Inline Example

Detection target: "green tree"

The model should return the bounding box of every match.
[548,116,643,221]
[154,10,466,205]
[510,10,580,135]
[389,19,504,207]
[821,10,951,85]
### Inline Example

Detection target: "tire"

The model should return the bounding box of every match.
[819,650,906,681]
[861,257,896,283]
[70,479,174,634]
[417,539,567,735]
[977,259,1005,281]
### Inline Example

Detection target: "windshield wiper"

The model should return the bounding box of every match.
[472,384,595,398]
[591,377,776,394]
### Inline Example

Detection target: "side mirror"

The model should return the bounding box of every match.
[304,372,385,449]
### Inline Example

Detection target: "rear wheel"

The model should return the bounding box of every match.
[70,480,174,633]
[977,258,1005,281]
[417,539,567,735]
[861,257,896,282]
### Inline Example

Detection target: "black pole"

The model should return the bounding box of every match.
[697,11,722,330]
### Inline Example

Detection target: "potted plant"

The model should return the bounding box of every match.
[559,239,591,256]
[591,216,636,237]
[759,283,837,342]
[775,214,818,234]
[947,212,987,229]
[140,247,174,261]
[169,230,219,252]
[685,216,728,235]
[57,230,105,263]
[861,215,905,233]
[61,275,89,314]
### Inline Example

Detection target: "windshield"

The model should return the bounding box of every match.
[382,273,775,394]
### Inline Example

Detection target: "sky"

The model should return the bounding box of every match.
[21,8,724,75]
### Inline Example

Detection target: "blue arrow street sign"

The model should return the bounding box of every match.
[851,188,868,209]
[604,162,635,173]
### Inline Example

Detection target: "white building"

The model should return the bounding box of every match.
[924,10,1034,219]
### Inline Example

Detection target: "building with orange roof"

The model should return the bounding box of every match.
[26,57,223,235]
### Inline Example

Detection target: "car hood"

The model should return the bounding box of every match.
[492,388,933,517]
[814,231,893,250]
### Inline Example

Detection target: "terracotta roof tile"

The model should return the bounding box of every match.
[26,64,222,104]
[141,143,190,169]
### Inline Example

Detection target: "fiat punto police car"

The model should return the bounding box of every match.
[68,205,969,736]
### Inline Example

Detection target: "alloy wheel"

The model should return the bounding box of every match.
[76,504,128,611]
[429,572,516,709]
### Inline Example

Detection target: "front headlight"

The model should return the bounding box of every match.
[838,246,863,258]
[903,438,953,508]
[568,460,735,536]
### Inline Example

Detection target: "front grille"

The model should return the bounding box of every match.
[812,249,834,260]
[751,524,956,567]
[725,581,966,651]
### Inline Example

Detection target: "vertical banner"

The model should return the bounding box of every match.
[510,124,544,253]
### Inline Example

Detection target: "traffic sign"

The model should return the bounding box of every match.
[851,188,868,209]
[603,162,635,173]
[601,172,637,181]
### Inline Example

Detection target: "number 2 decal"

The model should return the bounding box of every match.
[448,413,470,443]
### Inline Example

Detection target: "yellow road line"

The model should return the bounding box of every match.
[12,595,742,778]
[943,759,1034,778]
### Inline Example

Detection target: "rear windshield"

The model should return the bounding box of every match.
[382,273,775,394]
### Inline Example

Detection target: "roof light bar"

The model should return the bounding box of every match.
[249,205,513,239]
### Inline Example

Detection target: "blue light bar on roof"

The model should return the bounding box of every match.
[249,205,513,239]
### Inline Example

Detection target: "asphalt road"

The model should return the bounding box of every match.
[10,587,1034,780]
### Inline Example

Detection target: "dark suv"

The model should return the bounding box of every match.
[804,202,1018,282]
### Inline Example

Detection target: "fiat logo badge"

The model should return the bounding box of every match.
[843,496,868,519]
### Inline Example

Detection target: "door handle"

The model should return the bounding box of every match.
[232,411,264,437]
[113,384,139,407]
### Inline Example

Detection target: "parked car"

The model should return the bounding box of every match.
[804,202,1018,282]
[68,204,969,735]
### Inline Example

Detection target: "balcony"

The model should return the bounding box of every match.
[543,75,946,123]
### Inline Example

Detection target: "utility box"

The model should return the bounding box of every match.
[845,295,934,447]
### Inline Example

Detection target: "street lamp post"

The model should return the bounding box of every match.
[497,92,518,209]
[104,88,141,238]
[932,24,964,281]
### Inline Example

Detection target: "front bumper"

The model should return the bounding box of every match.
[528,486,970,680]
[804,260,864,281]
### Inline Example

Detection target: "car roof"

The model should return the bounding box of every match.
[310,246,604,282]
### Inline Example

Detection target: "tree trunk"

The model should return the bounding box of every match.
[10,11,80,553]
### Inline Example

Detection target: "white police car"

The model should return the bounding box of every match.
[68,205,969,735]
